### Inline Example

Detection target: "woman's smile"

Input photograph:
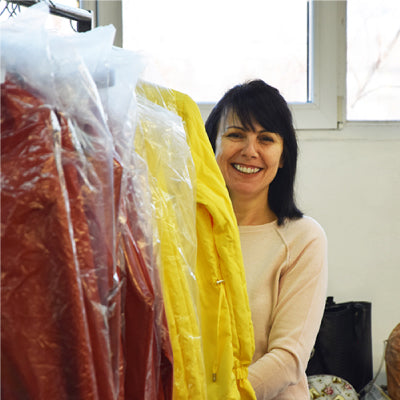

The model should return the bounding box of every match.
[232,163,262,174]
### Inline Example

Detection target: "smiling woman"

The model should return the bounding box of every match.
[206,79,303,226]
[205,79,328,400]
[215,115,284,225]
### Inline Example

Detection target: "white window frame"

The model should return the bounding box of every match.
[198,0,341,131]
[87,0,340,130]
[292,0,340,130]
[80,0,123,47]
[86,0,399,135]
[199,0,343,131]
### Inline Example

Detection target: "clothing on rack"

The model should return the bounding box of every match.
[2,4,257,399]
[2,78,108,400]
[99,46,173,399]
[1,6,172,399]
[134,94,206,399]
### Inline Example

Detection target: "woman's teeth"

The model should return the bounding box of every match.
[233,164,261,174]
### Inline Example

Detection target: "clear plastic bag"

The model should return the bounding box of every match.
[1,5,122,399]
[135,94,206,399]
[98,46,174,399]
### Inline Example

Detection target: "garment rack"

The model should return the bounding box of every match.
[5,0,92,31]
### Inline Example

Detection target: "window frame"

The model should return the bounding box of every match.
[194,0,340,130]
[291,0,340,130]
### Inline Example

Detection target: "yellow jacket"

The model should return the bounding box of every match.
[136,81,256,400]
[134,93,206,399]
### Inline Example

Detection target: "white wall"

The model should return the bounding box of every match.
[296,124,400,384]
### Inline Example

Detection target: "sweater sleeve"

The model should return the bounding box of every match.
[248,218,328,399]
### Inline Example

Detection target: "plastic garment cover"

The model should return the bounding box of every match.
[134,94,206,399]
[2,79,100,400]
[98,47,173,399]
[1,78,121,400]
[1,6,121,399]
[116,152,173,400]
[136,82,256,400]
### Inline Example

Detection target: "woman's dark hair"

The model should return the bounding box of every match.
[205,79,303,225]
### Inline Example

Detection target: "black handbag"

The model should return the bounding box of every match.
[306,296,373,393]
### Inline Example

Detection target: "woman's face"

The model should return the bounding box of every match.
[215,111,284,202]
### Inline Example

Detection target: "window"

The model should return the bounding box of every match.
[347,0,400,121]
[119,0,339,129]
[122,0,309,104]
[92,0,400,130]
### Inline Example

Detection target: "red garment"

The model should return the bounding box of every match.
[114,141,173,400]
[57,112,121,400]
[1,77,173,400]
[112,157,126,400]
[1,79,100,399]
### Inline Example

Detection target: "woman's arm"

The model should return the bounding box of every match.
[248,219,328,399]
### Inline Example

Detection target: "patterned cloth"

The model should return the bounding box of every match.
[308,375,358,399]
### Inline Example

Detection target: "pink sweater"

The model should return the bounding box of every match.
[239,216,328,400]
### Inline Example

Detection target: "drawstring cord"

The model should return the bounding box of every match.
[212,278,225,382]
[211,278,250,388]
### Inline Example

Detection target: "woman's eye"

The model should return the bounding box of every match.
[259,136,273,142]
[225,132,243,139]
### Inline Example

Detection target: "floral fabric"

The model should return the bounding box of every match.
[308,375,358,400]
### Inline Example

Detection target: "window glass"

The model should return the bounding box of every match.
[347,0,400,121]
[122,0,309,104]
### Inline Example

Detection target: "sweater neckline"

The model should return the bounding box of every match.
[238,219,278,232]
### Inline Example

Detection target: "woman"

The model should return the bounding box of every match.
[205,80,328,400]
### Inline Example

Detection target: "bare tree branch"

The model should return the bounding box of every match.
[351,27,400,108]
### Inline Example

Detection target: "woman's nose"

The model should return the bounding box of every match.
[241,137,258,158]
